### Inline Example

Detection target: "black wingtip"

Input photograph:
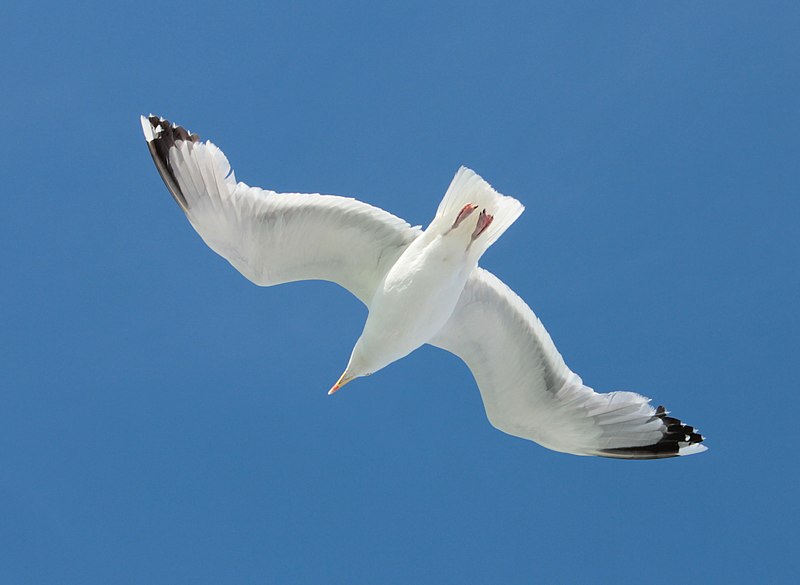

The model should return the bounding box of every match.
[598,405,707,460]
[141,115,200,212]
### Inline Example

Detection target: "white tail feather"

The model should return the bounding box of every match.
[430,167,524,249]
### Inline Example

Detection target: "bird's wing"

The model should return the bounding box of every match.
[142,115,421,305]
[430,268,706,459]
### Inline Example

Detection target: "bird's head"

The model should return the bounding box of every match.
[328,340,376,395]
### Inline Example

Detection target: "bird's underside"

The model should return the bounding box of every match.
[142,114,707,459]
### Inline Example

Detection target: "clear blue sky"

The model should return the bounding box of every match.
[2,1,798,583]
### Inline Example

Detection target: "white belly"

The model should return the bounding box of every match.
[356,234,474,372]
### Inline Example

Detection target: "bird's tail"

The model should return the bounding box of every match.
[429,167,524,252]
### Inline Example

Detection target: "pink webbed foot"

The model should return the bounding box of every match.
[452,203,478,229]
[471,209,494,240]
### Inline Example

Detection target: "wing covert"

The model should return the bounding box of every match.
[430,268,706,458]
[142,115,421,305]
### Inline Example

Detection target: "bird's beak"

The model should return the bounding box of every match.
[328,371,353,395]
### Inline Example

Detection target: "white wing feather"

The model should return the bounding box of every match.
[142,115,420,305]
[430,268,706,458]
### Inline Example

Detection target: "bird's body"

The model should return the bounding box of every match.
[343,172,523,383]
[142,114,707,459]
[350,233,476,378]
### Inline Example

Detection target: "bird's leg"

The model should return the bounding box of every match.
[471,209,494,240]
[452,203,478,229]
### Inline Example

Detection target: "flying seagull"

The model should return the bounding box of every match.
[141,115,706,459]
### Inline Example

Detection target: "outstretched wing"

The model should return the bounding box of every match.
[430,268,706,459]
[142,115,421,305]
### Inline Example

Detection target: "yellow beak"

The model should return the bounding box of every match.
[328,371,353,395]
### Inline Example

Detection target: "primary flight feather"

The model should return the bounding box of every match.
[142,115,706,459]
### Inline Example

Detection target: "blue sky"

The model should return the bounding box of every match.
[2,1,798,582]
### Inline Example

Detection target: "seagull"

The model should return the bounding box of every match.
[141,115,706,459]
